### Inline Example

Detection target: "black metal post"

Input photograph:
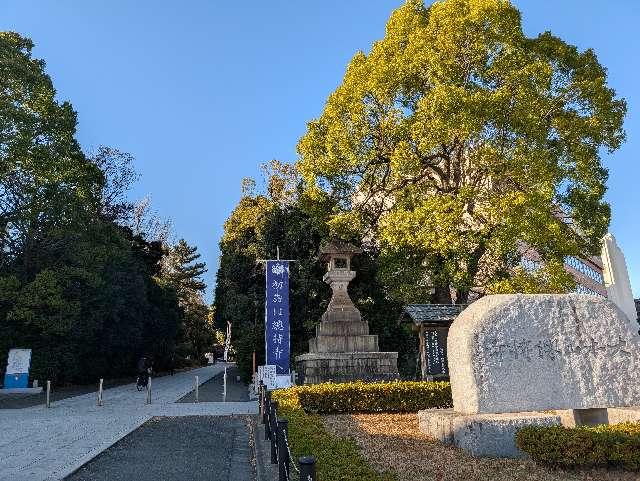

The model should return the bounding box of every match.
[270,401,279,464]
[277,418,289,481]
[264,391,271,441]
[259,381,264,420]
[299,456,316,481]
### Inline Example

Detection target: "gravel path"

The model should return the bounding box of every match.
[65,416,255,481]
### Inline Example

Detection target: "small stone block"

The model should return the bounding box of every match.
[418,409,561,458]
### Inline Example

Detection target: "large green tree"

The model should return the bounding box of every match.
[297,0,626,303]
[0,32,184,384]
[0,32,103,279]
[214,164,416,381]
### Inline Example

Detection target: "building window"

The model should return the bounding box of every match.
[575,283,604,297]
[564,256,604,285]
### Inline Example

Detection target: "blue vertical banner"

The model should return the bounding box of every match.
[265,261,290,374]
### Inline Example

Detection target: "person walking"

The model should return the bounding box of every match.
[169,353,175,376]
[136,356,150,390]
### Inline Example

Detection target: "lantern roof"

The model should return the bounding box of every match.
[319,240,362,261]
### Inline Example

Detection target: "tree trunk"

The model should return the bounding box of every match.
[456,289,470,304]
[432,284,453,304]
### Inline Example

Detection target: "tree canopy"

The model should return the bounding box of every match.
[297,0,626,303]
[214,164,417,381]
[0,32,208,384]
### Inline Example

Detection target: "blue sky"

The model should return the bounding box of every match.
[2,1,639,300]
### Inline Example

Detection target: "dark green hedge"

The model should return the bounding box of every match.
[293,380,452,414]
[516,423,640,470]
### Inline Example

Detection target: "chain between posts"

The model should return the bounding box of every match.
[283,430,299,474]
[260,382,314,481]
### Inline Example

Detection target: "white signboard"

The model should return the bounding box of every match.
[6,349,31,374]
[258,364,277,390]
[275,374,292,389]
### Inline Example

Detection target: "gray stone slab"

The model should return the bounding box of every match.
[448,294,640,414]
[418,408,561,458]
[605,406,640,424]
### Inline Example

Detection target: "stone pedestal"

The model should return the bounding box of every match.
[419,406,640,458]
[296,352,398,384]
[418,409,561,458]
[295,241,399,384]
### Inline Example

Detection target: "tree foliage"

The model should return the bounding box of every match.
[163,239,212,363]
[0,32,202,384]
[214,164,416,381]
[297,0,626,303]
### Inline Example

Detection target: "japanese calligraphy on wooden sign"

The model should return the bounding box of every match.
[265,260,290,374]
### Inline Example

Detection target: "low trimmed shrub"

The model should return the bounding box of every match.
[272,388,396,481]
[292,380,452,414]
[516,423,640,470]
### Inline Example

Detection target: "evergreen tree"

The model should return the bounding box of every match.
[163,239,211,363]
[0,33,185,384]
[163,240,207,303]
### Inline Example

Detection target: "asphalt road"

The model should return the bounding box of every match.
[178,366,249,403]
[65,416,255,481]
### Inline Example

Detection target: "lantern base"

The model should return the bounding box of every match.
[295,351,399,385]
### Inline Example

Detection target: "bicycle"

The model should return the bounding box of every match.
[136,368,151,391]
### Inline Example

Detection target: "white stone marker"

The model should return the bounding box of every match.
[449,294,640,414]
[601,233,638,325]
[419,293,640,458]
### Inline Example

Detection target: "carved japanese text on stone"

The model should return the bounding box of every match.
[448,294,640,415]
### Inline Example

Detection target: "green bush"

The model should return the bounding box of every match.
[293,380,452,413]
[271,388,396,481]
[516,423,640,470]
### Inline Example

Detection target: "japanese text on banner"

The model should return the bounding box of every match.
[265,260,290,374]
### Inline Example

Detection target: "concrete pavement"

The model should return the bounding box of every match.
[0,363,258,481]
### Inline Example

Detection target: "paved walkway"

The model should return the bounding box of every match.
[65,416,254,481]
[0,364,258,481]
[178,366,249,403]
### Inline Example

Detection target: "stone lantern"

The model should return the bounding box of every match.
[295,241,399,384]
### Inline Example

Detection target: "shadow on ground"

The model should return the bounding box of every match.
[0,368,198,409]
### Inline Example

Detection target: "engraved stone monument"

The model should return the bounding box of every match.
[419,294,640,457]
[295,241,399,384]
